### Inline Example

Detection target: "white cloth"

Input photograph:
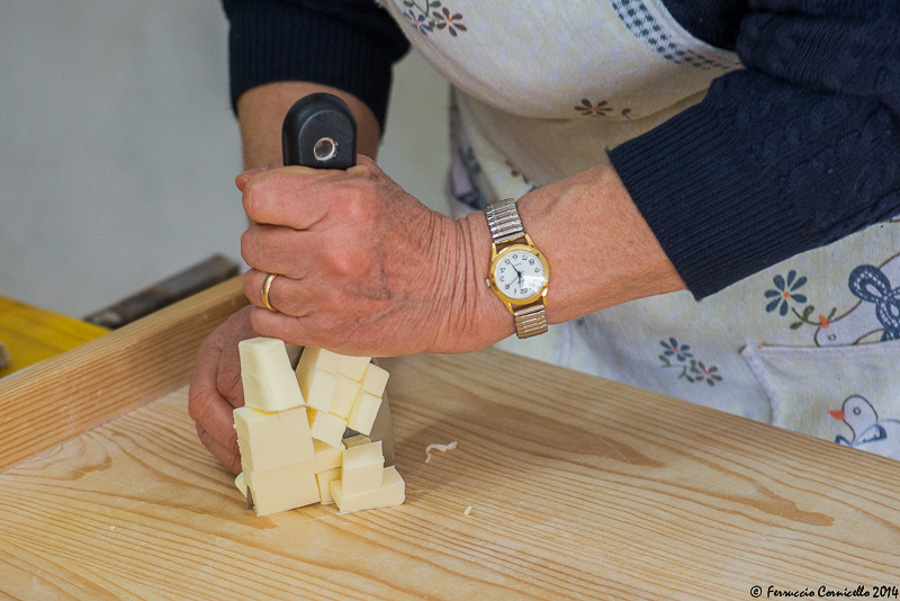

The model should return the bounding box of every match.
[381,0,900,460]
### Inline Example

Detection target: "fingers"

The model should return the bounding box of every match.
[243,269,328,318]
[241,223,318,278]
[241,163,376,229]
[197,423,242,476]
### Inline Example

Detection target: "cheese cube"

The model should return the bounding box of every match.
[347,391,382,436]
[360,363,389,397]
[337,355,372,381]
[330,374,362,419]
[341,441,384,496]
[330,466,405,513]
[246,462,320,516]
[296,347,342,376]
[239,338,305,412]
[234,405,315,472]
[342,434,371,448]
[299,368,337,412]
[307,439,344,474]
[316,467,342,504]
[307,408,347,448]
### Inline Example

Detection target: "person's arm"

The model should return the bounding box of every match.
[223,0,410,167]
[189,0,409,474]
[609,0,900,299]
[236,81,382,169]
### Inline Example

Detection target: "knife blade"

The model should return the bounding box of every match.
[281,93,396,467]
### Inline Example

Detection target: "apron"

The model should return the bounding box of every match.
[380,0,900,461]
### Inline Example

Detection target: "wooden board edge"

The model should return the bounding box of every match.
[0,276,248,472]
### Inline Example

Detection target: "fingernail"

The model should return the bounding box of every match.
[240,166,268,178]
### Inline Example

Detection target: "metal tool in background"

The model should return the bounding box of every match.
[277,93,396,478]
[83,254,240,329]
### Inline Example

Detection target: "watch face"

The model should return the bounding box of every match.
[492,247,548,302]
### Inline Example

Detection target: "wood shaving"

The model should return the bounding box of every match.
[424,440,458,463]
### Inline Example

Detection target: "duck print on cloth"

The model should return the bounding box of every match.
[830,395,900,461]
[743,250,900,462]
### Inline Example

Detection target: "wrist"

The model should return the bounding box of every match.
[435,211,515,351]
[514,163,686,323]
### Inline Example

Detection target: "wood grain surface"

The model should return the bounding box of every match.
[0,277,248,472]
[2,348,899,600]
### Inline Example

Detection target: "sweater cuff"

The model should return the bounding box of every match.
[609,77,853,301]
[227,2,409,129]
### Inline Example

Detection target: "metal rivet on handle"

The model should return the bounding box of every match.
[314,137,338,162]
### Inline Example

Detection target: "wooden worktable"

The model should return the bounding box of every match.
[1,278,898,600]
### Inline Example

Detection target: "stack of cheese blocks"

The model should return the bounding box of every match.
[232,337,404,516]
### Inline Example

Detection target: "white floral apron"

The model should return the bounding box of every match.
[381,0,900,461]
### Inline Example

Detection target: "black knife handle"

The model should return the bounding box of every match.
[281,93,357,169]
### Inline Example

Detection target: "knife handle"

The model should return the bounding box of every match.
[281,93,357,170]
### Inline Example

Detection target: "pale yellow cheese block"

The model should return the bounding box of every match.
[330,466,405,513]
[331,374,361,419]
[316,467,342,504]
[342,434,371,448]
[307,408,346,448]
[307,439,344,474]
[296,347,342,375]
[239,338,305,412]
[360,363,389,397]
[234,405,315,472]
[246,462,321,517]
[341,441,384,497]
[347,391,382,436]
[337,354,372,381]
[299,368,337,413]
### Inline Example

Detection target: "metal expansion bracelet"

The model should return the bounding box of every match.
[486,198,548,339]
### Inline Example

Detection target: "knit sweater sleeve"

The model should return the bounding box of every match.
[222,0,410,129]
[608,0,900,300]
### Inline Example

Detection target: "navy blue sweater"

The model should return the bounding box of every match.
[223,0,900,299]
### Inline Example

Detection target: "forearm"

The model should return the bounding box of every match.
[458,164,687,336]
[236,82,382,170]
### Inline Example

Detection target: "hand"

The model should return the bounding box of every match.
[187,306,257,475]
[238,155,512,356]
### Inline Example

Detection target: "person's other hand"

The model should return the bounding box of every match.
[187,306,256,475]
[238,155,510,356]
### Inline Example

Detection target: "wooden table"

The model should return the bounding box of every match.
[1,278,898,600]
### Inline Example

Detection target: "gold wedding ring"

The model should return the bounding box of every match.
[261,273,278,311]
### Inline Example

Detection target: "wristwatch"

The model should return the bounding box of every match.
[485,198,550,339]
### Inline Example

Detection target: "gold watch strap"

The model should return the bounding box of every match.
[486,198,549,339]
[513,304,548,339]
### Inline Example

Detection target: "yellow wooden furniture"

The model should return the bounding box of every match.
[0,295,108,379]
[0,278,897,600]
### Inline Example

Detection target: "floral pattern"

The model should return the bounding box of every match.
[403,10,433,35]
[658,338,723,386]
[432,7,467,36]
[574,99,634,119]
[402,1,466,37]
[763,269,837,332]
[764,270,808,316]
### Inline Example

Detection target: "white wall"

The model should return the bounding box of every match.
[0,1,449,318]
